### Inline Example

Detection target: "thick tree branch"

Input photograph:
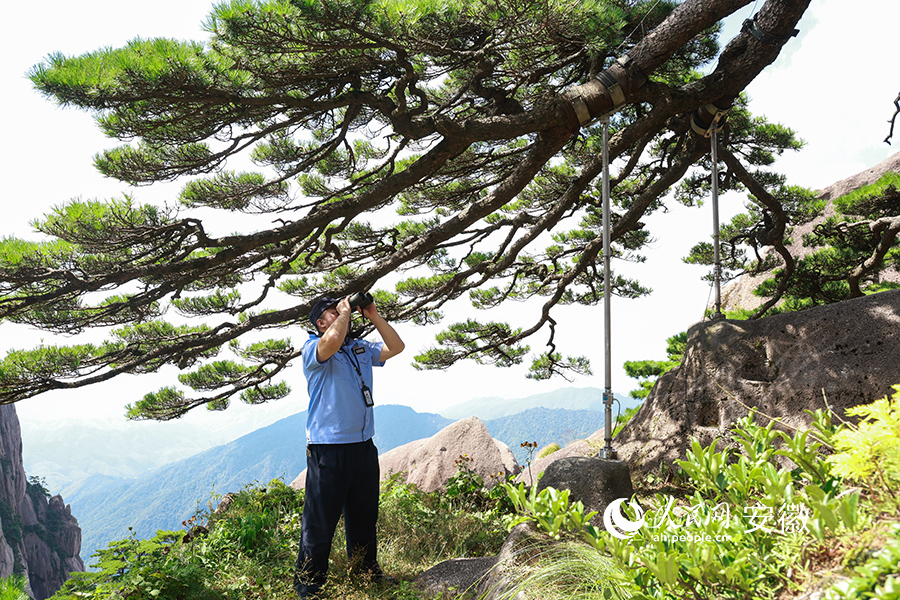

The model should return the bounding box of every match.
[2,0,819,414]
[845,217,900,297]
[719,147,796,316]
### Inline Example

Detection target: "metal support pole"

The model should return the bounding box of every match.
[599,115,617,460]
[711,132,725,320]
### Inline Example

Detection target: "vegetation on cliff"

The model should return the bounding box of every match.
[500,388,900,599]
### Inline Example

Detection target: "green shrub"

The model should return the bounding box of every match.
[823,523,900,599]
[537,443,561,459]
[827,384,900,512]
[597,410,860,600]
[52,479,303,600]
[54,530,223,600]
[0,576,28,600]
[502,409,866,600]
[377,463,512,570]
[502,480,596,541]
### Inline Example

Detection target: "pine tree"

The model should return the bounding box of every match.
[1,0,813,419]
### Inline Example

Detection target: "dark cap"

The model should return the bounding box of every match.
[309,296,339,329]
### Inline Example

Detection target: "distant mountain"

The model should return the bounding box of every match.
[23,419,227,493]
[372,405,452,450]
[38,388,642,565]
[68,405,451,565]
[22,401,299,492]
[22,387,634,493]
[484,407,606,464]
[439,386,637,421]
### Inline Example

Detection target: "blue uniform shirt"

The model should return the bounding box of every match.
[302,333,385,444]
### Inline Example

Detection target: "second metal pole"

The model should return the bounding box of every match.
[600,115,616,459]
[711,132,724,320]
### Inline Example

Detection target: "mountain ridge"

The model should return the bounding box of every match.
[438,386,633,420]
[61,398,615,563]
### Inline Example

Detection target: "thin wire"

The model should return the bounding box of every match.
[616,0,758,59]
[696,1,763,76]
[614,0,667,56]
[749,0,762,18]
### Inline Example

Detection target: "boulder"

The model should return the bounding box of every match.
[536,457,633,523]
[413,556,497,599]
[289,417,520,492]
[378,417,519,493]
[414,523,543,600]
[521,288,900,478]
[614,288,900,473]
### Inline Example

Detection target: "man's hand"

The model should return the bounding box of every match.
[362,300,405,361]
[360,300,379,321]
[336,296,352,318]
[315,296,352,362]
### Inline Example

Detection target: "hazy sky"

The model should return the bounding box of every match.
[2,0,898,428]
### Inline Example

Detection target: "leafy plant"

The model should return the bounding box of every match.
[827,384,900,512]
[502,479,597,541]
[444,454,487,511]
[0,576,28,600]
[53,480,304,600]
[499,409,865,600]
[56,530,223,600]
[377,472,508,568]
[823,523,900,600]
[598,411,861,599]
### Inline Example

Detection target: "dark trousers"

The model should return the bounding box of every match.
[295,439,381,598]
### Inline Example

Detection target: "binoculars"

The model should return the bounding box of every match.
[348,291,374,310]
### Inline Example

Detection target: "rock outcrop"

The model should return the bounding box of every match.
[720,151,900,312]
[289,417,520,492]
[415,522,547,600]
[377,417,519,492]
[614,288,900,472]
[524,288,900,478]
[0,404,84,599]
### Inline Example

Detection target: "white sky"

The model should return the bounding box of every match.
[2,0,898,429]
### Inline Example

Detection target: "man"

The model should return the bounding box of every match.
[294,293,405,599]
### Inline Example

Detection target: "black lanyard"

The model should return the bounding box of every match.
[339,345,374,407]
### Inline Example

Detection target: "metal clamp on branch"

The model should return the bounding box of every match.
[742,16,799,47]
[691,98,733,138]
[562,55,648,127]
